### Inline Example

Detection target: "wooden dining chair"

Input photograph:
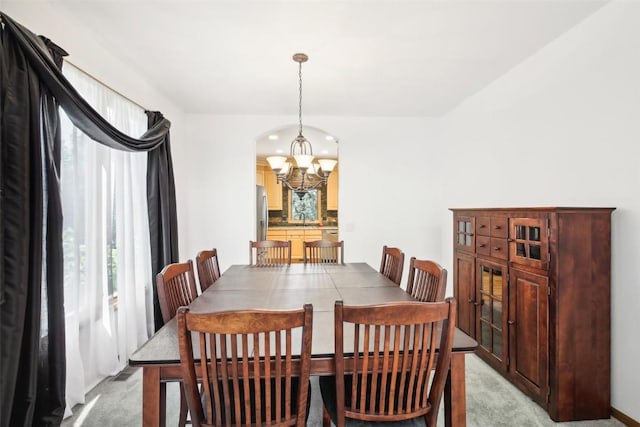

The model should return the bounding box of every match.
[156,260,199,324]
[249,240,292,266]
[177,304,314,427]
[195,248,221,292]
[156,259,199,427]
[406,257,448,302]
[319,298,457,427]
[303,239,344,264]
[379,245,405,286]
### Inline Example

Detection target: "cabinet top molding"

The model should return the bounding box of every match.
[449,206,615,213]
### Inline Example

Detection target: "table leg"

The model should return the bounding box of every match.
[444,353,467,427]
[142,366,166,426]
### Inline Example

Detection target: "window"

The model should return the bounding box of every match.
[60,63,153,417]
[289,189,321,223]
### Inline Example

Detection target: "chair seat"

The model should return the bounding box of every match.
[319,376,428,427]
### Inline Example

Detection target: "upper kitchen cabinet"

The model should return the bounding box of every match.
[256,162,282,210]
[263,166,283,210]
[256,165,265,186]
[327,166,338,211]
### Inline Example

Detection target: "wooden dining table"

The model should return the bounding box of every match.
[129,262,477,427]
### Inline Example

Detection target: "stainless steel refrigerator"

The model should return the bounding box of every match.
[256,185,268,241]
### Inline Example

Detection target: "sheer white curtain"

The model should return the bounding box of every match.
[60,63,154,417]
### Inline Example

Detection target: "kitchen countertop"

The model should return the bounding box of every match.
[268,225,338,230]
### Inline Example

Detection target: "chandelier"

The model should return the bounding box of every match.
[266,53,337,197]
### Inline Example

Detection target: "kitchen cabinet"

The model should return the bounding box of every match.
[267,227,325,262]
[450,207,614,422]
[263,167,283,210]
[256,166,265,187]
[266,229,287,241]
[326,166,338,210]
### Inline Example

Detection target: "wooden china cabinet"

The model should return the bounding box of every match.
[450,207,614,422]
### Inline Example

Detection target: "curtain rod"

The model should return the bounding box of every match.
[0,16,149,112]
[63,59,149,112]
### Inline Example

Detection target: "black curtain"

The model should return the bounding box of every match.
[146,110,179,331]
[0,12,179,426]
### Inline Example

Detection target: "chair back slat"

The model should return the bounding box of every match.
[156,260,199,324]
[379,245,405,285]
[303,240,344,264]
[333,299,456,427]
[250,240,292,266]
[196,248,221,292]
[406,258,448,302]
[178,305,313,427]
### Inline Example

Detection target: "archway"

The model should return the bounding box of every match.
[255,124,339,262]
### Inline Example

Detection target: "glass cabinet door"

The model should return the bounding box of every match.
[476,260,508,369]
[509,217,549,270]
[454,215,475,253]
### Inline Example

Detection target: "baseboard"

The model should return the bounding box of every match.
[611,407,640,427]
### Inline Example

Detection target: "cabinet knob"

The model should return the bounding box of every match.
[508,320,515,325]
[479,244,486,248]
[494,246,501,251]
[479,224,486,228]
[494,225,501,230]
[473,301,481,306]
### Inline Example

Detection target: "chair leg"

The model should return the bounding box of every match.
[322,405,331,427]
[178,384,188,427]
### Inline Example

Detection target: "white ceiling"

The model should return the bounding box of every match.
[6,0,608,117]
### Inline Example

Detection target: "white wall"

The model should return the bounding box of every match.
[439,1,640,420]
[180,115,442,276]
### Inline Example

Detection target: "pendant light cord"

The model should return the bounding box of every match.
[298,60,303,136]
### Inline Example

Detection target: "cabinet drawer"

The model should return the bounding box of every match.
[491,218,508,238]
[267,230,287,240]
[305,230,322,241]
[477,236,507,259]
[477,216,508,238]
[288,232,305,240]
[476,217,491,236]
[490,237,508,260]
[476,236,491,256]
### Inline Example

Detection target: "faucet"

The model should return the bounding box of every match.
[301,212,306,226]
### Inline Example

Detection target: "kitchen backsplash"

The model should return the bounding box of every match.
[268,189,337,226]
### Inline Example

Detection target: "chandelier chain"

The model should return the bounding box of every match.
[298,60,303,136]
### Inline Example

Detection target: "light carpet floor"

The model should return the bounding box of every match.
[61,354,624,427]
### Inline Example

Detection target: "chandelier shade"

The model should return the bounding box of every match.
[266,155,287,173]
[266,53,337,193]
[317,159,337,176]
